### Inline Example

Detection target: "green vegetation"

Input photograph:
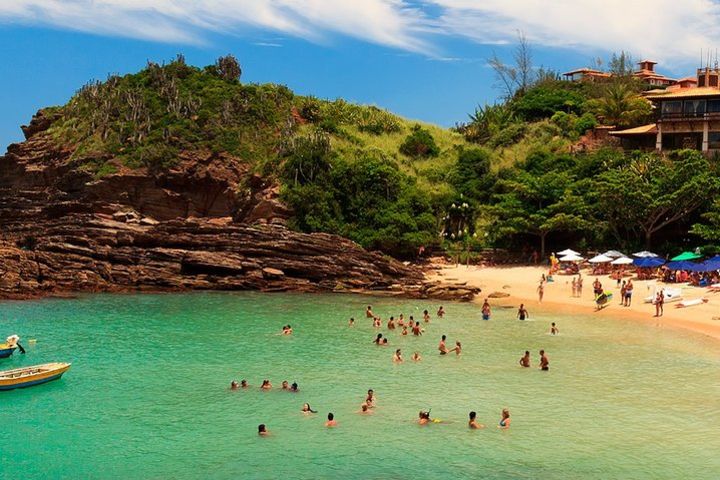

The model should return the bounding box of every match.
[40,52,720,259]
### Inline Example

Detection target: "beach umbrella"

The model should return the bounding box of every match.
[633,251,659,258]
[557,249,580,256]
[633,257,665,268]
[589,254,613,263]
[670,251,702,261]
[666,260,695,270]
[706,255,720,263]
[693,259,720,272]
[558,253,584,262]
[603,250,626,258]
[610,256,633,265]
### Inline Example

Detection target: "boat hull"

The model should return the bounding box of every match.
[0,347,16,359]
[0,363,71,390]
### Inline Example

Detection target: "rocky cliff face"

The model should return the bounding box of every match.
[0,111,478,301]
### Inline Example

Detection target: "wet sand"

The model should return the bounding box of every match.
[428,264,720,342]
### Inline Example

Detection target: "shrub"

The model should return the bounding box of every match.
[399,125,440,158]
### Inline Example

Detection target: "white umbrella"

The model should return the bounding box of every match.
[603,250,625,258]
[633,251,658,258]
[557,249,580,256]
[559,253,584,262]
[611,256,634,265]
[589,254,613,263]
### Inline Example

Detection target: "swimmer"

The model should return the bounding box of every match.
[290,382,299,392]
[468,411,485,429]
[366,389,375,407]
[550,322,559,335]
[498,408,511,429]
[519,351,530,368]
[423,310,431,323]
[261,379,272,390]
[401,325,409,336]
[387,316,396,330]
[448,341,462,356]
[411,352,422,362]
[241,379,249,388]
[373,317,382,328]
[230,380,239,390]
[539,350,549,371]
[258,424,269,436]
[517,304,529,321]
[325,412,337,427]
[398,313,405,326]
[374,333,383,345]
[301,403,318,414]
[366,305,374,318]
[481,299,491,320]
[392,348,403,363]
[382,338,389,346]
[438,335,448,355]
[349,317,355,327]
[358,403,373,415]
[437,306,445,318]
[283,324,293,335]
[412,321,422,336]
[281,380,289,390]
[418,410,432,425]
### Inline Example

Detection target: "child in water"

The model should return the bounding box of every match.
[325,413,337,427]
[392,349,403,363]
[411,352,422,362]
[498,409,511,429]
[550,323,559,335]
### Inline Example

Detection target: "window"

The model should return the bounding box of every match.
[662,101,682,115]
[709,132,720,149]
[708,100,720,113]
[683,99,706,116]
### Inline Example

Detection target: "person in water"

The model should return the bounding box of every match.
[241,379,249,388]
[418,410,432,425]
[539,350,549,371]
[398,314,405,326]
[374,333,383,345]
[423,310,431,323]
[448,341,462,356]
[401,325,409,336]
[468,411,485,429]
[437,306,445,318]
[358,403,373,415]
[550,323,559,335]
[498,409,511,429]
[348,317,355,327]
[261,379,272,390]
[258,424,269,436]
[412,321,423,336]
[230,380,239,390]
[301,403,317,414]
[392,349,403,363]
[381,338,389,346]
[290,382,299,392]
[373,317,382,328]
[325,413,337,427]
[438,335,449,355]
[517,304,529,320]
[481,299,491,320]
[411,351,422,361]
[281,380,289,390]
[366,305,374,318]
[282,325,293,335]
[519,351,530,367]
[366,389,375,407]
[387,316,396,330]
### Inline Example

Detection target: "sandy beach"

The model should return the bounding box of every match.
[429,264,720,342]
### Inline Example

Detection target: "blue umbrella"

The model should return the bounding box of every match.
[696,259,720,272]
[633,257,665,268]
[665,260,695,270]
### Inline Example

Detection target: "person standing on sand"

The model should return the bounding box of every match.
[517,304,529,320]
[537,283,544,303]
[539,350,549,371]
[482,299,492,320]
[655,290,664,317]
[624,280,634,307]
[593,278,603,296]
[571,277,577,298]
[577,275,583,297]
[620,280,627,305]
[519,351,531,367]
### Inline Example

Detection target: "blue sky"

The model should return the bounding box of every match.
[1,0,716,151]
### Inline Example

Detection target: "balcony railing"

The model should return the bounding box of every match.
[660,112,720,120]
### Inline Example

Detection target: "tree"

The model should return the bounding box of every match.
[585,82,651,127]
[215,55,242,82]
[608,51,635,77]
[488,31,534,99]
[595,150,718,248]
[491,169,593,257]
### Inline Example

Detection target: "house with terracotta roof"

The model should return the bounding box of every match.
[562,68,611,82]
[563,60,676,86]
[611,67,720,152]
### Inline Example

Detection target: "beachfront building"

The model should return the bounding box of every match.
[562,68,611,82]
[611,66,720,153]
[563,60,676,86]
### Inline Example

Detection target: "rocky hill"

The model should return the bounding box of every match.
[0,58,477,301]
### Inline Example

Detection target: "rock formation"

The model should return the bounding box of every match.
[0,111,478,301]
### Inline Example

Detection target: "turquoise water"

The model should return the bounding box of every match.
[0,292,719,479]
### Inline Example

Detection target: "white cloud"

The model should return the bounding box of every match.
[3,0,720,67]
